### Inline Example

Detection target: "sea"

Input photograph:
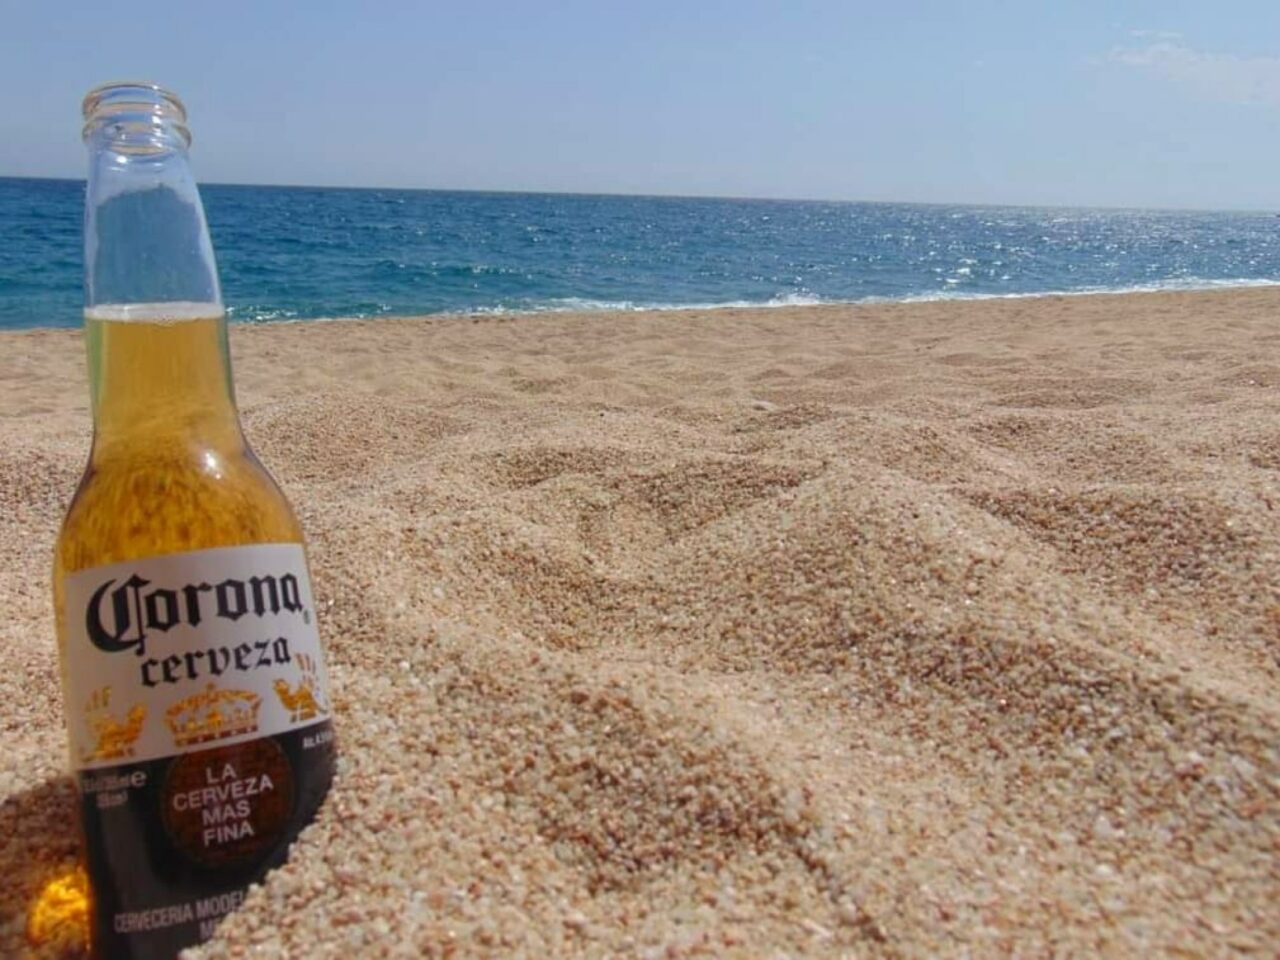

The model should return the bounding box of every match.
[2,175,1278,331]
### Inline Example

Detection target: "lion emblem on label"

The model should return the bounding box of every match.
[83,687,145,762]
[272,653,328,723]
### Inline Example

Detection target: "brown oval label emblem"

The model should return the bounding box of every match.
[161,738,295,869]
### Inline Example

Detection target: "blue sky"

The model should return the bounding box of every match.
[2,1,1278,209]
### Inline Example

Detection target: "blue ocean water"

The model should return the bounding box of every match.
[2,175,1278,330]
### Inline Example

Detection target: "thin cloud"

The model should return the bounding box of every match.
[1110,37,1280,107]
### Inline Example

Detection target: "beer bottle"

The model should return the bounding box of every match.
[51,82,337,958]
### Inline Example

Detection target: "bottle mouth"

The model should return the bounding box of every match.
[82,81,191,151]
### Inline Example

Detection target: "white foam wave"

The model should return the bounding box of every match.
[233,276,1280,324]
[226,305,300,322]
[464,278,1280,316]
[888,276,1280,305]
[471,292,828,316]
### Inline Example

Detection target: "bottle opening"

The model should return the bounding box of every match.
[82,81,191,152]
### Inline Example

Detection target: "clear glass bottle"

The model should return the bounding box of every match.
[52,82,336,958]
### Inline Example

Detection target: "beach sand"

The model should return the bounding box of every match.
[2,288,1279,957]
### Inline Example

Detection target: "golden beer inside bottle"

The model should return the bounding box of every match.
[55,303,304,582]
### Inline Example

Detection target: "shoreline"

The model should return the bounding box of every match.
[2,281,1279,338]
[3,284,1279,956]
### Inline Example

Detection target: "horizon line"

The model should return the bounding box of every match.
[1,172,1275,217]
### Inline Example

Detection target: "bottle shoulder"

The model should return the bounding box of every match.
[55,441,304,576]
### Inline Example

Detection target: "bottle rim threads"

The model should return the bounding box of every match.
[82,81,191,151]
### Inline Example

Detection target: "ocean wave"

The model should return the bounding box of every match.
[469,291,829,316]
[444,278,1280,317]
[247,276,1280,325]
[225,304,302,322]
[366,259,532,281]
[887,276,1280,305]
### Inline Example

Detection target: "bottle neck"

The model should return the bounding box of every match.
[80,83,236,457]
[87,304,242,457]
[82,85,221,311]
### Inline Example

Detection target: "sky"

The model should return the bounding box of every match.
[2,1,1279,210]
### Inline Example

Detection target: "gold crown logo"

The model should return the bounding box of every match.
[83,687,145,762]
[273,653,327,723]
[165,684,261,747]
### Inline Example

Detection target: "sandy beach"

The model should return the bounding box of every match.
[2,288,1279,957]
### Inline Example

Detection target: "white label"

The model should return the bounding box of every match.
[63,543,332,770]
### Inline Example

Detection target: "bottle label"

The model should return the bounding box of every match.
[61,543,337,957]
